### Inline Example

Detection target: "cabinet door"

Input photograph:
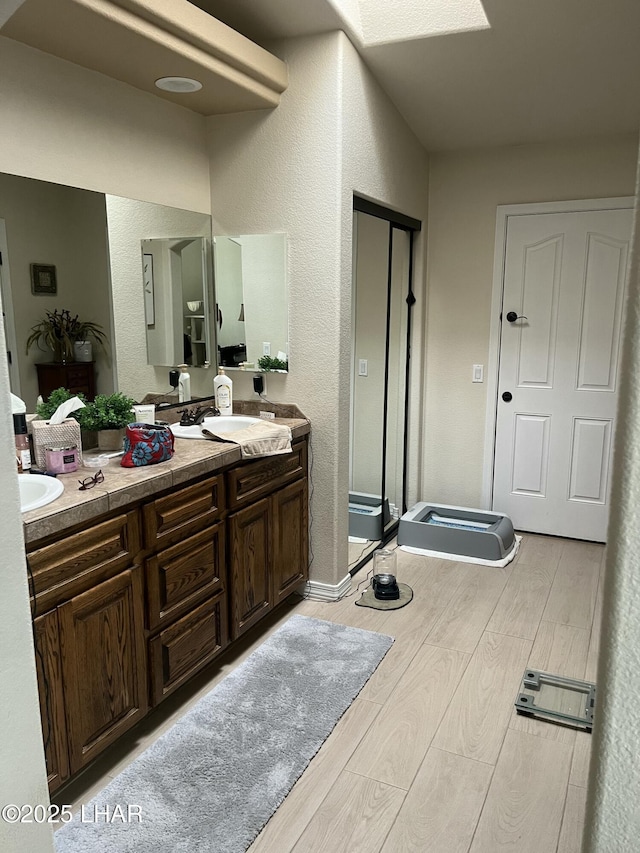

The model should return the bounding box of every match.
[271,479,309,605]
[229,498,271,639]
[34,609,69,792]
[58,566,148,774]
[149,592,228,706]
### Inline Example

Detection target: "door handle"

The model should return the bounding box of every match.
[506,311,528,323]
[502,391,513,402]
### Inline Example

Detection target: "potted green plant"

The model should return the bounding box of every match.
[25,308,108,364]
[77,392,136,451]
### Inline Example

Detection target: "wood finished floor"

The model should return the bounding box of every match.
[54,534,603,853]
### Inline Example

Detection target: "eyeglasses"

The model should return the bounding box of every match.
[78,470,104,491]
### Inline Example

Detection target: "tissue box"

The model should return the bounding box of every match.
[30,418,83,469]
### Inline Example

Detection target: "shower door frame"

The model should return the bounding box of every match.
[350,196,421,576]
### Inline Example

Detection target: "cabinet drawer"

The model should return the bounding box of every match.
[149,592,228,706]
[226,439,307,510]
[146,522,226,631]
[28,510,141,611]
[143,474,225,549]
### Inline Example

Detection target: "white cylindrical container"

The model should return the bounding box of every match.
[178,364,191,403]
[74,340,93,362]
[214,367,233,415]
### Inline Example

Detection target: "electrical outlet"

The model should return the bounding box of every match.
[263,342,271,356]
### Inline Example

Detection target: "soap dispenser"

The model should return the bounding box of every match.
[178,364,191,403]
[214,367,233,415]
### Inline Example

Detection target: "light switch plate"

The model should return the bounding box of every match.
[358,359,368,377]
[472,364,484,383]
[263,342,271,356]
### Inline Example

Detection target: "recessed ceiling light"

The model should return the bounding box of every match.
[155,76,203,93]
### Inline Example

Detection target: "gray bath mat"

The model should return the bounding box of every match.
[55,614,393,853]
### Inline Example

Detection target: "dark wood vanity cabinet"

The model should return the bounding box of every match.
[35,361,96,401]
[229,477,309,639]
[228,440,309,640]
[30,434,309,792]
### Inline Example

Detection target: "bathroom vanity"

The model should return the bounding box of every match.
[22,410,309,793]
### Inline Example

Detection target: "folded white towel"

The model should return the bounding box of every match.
[202,420,292,458]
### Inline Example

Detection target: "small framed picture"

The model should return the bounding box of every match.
[143,253,155,326]
[31,263,57,295]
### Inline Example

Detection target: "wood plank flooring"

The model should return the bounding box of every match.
[55,533,603,853]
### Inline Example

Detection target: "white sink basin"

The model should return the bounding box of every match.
[171,415,262,440]
[19,474,64,513]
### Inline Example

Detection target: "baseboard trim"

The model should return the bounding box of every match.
[302,573,352,601]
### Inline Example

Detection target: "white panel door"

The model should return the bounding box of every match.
[493,207,632,541]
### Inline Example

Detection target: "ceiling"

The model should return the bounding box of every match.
[0,0,288,115]
[2,0,638,151]
[193,0,640,151]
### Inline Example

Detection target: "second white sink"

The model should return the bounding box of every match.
[171,415,262,440]
[19,473,64,513]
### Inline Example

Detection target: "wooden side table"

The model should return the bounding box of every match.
[36,362,96,401]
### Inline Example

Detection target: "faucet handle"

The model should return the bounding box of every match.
[178,407,194,425]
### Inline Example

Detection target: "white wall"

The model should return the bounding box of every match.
[206,31,428,585]
[0,37,210,211]
[585,147,640,852]
[424,134,639,508]
[0,37,210,850]
[0,173,114,408]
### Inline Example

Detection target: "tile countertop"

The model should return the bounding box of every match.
[22,409,310,545]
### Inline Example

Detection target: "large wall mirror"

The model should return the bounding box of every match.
[0,171,289,408]
[349,199,419,574]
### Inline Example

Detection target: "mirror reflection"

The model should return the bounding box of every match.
[141,237,212,368]
[349,207,415,573]
[214,234,288,371]
[0,170,291,408]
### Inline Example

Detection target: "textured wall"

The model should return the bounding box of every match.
[424,134,639,508]
[585,149,640,851]
[207,33,344,584]
[339,35,429,511]
[207,32,428,585]
[0,324,53,851]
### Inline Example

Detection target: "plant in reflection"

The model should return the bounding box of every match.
[25,308,109,363]
[257,355,288,372]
